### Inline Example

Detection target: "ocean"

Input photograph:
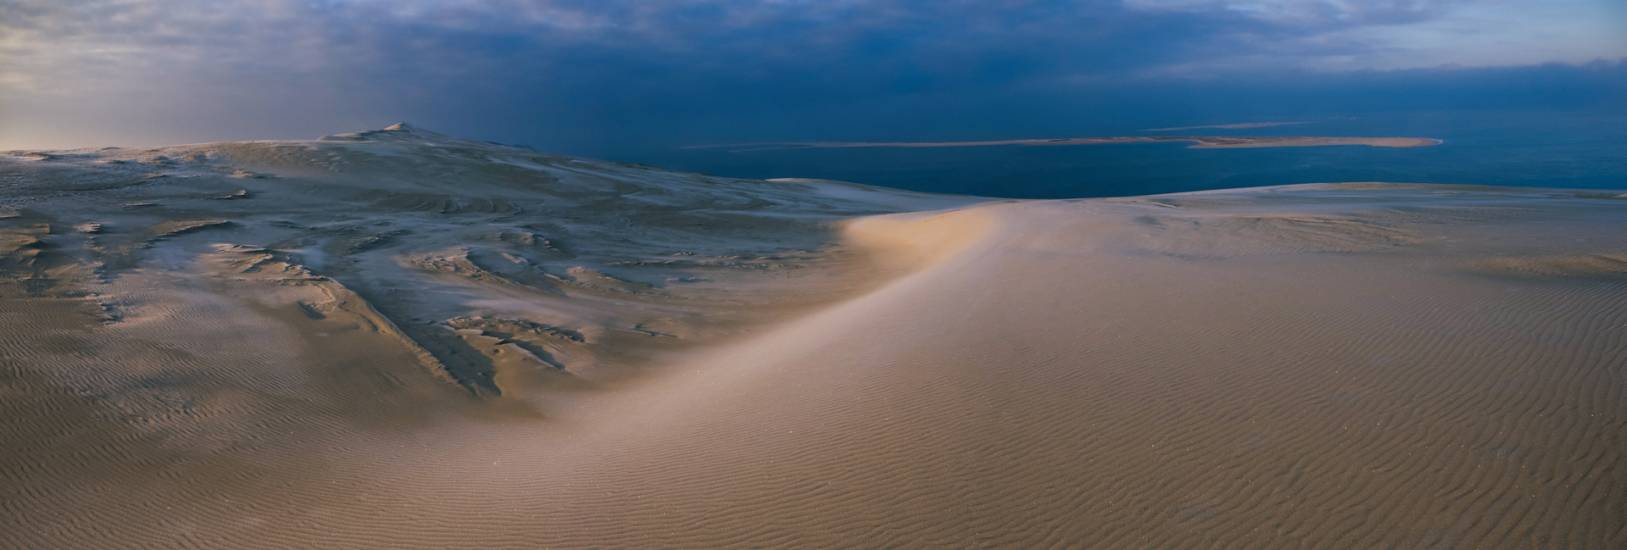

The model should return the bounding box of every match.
[636,110,1627,199]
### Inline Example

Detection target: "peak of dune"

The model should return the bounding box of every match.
[373,121,451,138]
[319,122,453,143]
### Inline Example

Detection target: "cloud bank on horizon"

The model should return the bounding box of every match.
[1,0,1623,152]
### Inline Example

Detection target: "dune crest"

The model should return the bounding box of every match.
[840,208,998,270]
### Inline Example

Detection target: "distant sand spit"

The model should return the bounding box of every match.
[3,128,1626,548]
[1142,120,1315,132]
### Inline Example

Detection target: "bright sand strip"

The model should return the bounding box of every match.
[2,127,1624,548]
[1143,120,1314,132]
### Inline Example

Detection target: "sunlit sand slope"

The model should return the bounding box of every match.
[3,127,1625,548]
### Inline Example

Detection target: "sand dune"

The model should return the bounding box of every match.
[3,127,1625,548]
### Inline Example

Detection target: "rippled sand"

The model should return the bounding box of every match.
[3,126,1624,548]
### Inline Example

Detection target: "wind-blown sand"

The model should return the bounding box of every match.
[3,126,1624,548]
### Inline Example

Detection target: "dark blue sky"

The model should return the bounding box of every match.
[2,1,1623,154]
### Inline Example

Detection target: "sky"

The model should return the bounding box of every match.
[1,0,1624,154]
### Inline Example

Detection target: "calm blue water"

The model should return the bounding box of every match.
[636,111,1627,199]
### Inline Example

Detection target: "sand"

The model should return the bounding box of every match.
[2,127,1625,548]
[1142,120,1314,132]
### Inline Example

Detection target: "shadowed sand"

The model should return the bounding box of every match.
[2,126,1625,548]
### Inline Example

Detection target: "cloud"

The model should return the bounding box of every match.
[1123,0,1457,27]
[0,0,1622,150]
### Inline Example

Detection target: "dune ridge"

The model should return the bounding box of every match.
[3,128,1626,548]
